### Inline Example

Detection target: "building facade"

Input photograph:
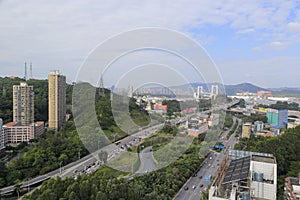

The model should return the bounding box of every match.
[0,119,4,150]
[48,70,66,130]
[242,123,252,138]
[13,82,34,126]
[3,121,44,144]
[266,109,288,128]
[209,154,277,200]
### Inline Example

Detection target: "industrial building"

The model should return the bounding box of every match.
[209,152,277,200]
[48,70,66,130]
[13,82,34,126]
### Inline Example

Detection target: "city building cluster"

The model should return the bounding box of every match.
[0,70,66,150]
[229,90,300,138]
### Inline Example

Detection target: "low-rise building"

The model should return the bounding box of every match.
[3,121,44,145]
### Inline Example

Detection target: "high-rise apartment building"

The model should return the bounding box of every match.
[266,109,288,128]
[13,82,34,126]
[48,70,66,130]
[242,123,252,138]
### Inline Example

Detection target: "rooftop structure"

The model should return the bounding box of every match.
[209,153,277,200]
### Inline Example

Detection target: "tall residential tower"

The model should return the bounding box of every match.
[48,70,66,130]
[13,82,34,125]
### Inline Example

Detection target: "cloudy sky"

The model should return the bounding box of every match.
[0,0,300,88]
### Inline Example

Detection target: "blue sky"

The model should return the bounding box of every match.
[0,0,300,88]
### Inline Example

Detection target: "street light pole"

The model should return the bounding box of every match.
[60,161,63,174]
[27,178,30,192]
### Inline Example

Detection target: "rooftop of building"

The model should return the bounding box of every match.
[251,154,276,164]
[3,122,18,127]
[49,70,64,76]
[3,121,44,127]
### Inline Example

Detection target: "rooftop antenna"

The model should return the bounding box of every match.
[30,62,33,79]
[24,61,27,81]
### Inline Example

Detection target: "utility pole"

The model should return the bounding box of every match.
[30,62,33,79]
[24,61,27,81]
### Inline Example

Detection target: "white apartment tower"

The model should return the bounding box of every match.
[13,82,34,126]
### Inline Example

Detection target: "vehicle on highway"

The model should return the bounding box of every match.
[184,186,189,191]
[200,184,204,188]
[192,185,196,189]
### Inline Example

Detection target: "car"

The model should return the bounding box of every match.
[184,186,189,191]
[199,176,203,179]
[193,173,198,177]
[200,184,204,188]
[192,185,196,189]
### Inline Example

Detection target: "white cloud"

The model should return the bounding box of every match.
[287,22,300,32]
[237,29,255,34]
[0,0,299,82]
[267,41,289,51]
[252,46,262,52]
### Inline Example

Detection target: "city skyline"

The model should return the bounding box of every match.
[0,1,300,88]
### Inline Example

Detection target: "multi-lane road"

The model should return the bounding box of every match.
[174,118,240,200]
[0,102,238,196]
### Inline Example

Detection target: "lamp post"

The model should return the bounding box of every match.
[59,161,63,174]
[27,178,31,192]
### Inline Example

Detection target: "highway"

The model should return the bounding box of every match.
[0,101,238,196]
[174,118,240,200]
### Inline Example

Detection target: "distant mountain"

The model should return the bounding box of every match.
[185,82,267,95]
[224,83,267,95]
[268,87,300,98]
